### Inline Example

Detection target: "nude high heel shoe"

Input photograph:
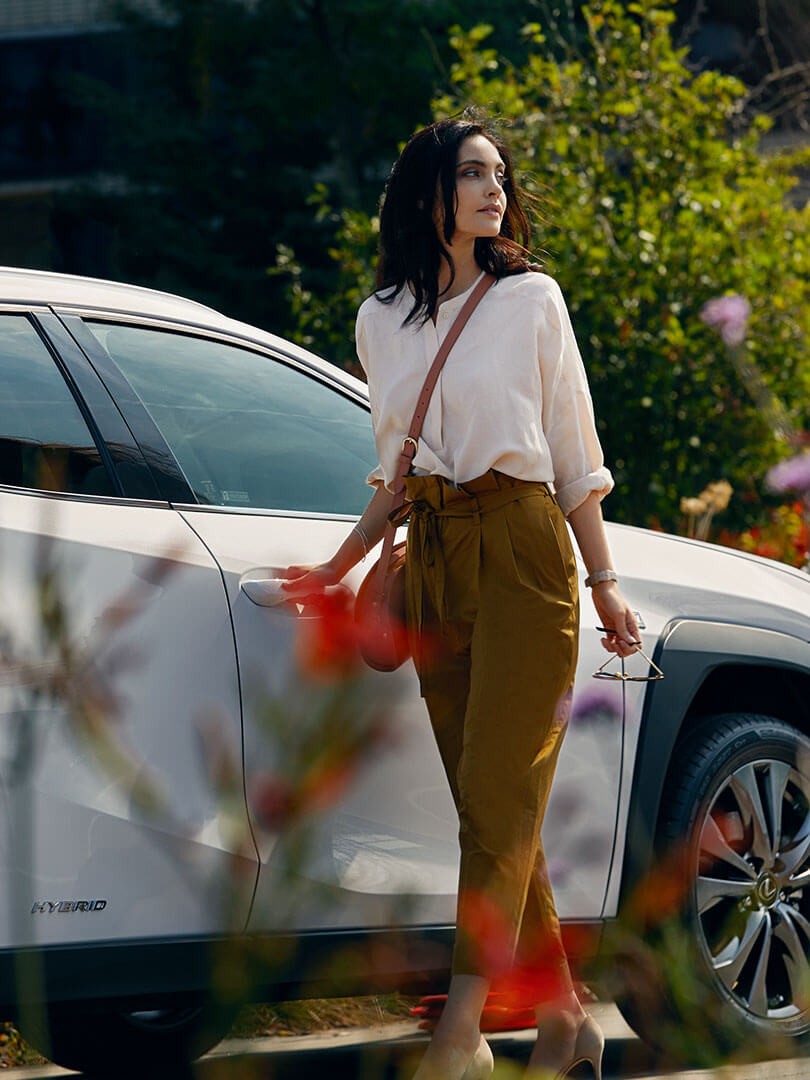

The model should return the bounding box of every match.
[527,1014,604,1079]
[461,1035,494,1079]
[554,1014,604,1080]
[412,1035,494,1080]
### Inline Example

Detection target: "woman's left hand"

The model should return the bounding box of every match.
[590,582,641,656]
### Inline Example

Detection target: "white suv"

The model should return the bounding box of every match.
[1,267,809,1073]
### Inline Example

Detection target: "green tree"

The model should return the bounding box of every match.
[56,0,545,332]
[280,0,810,530]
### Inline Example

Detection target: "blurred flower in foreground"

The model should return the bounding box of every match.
[700,294,750,347]
[571,684,621,726]
[767,452,810,499]
[294,585,361,682]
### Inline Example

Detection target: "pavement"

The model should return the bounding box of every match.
[3,1002,810,1079]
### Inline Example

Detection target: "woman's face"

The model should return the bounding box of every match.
[437,133,507,246]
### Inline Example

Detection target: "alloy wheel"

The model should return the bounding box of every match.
[695,756,810,1021]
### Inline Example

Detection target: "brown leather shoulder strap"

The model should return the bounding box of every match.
[392,272,496,493]
[406,272,496,442]
[370,272,495,598]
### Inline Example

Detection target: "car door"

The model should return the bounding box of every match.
[0,310,256,953]
[63,315,628,936]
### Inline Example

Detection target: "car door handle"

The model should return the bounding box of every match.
[239,570,352,609]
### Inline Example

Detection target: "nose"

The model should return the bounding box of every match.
[488,173,504,197]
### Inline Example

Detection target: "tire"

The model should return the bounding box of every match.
[613,714,810,1066]
[21,997,238,1076]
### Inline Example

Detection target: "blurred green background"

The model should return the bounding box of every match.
[1,0,808,537]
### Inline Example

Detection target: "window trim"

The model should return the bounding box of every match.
[57,314,197,504]
[37,311,172,501]
[47,304,371,409]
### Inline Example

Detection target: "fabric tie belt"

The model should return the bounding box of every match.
[401,470,555,638]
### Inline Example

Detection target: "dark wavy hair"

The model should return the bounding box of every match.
[375,111,537,325]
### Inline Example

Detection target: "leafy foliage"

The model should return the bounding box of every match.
[56,0,545,332]
[271,188,379,382]
[279,0,810,531]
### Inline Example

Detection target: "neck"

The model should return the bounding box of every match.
[437,242,480,301]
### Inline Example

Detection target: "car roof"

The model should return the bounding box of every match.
[0,266,370,400]
[0,265,227,323]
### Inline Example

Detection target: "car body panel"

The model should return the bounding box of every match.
[614,617,810,912]
[180,507,626,929]
[0,267,809,1029]
[0,489,256,948]
[598,527,810,918]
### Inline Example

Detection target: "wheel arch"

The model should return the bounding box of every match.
[618,617,810,910]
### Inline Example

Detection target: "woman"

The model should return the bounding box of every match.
[284,112,640,1080]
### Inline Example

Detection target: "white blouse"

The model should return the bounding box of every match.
[355,270,613,517]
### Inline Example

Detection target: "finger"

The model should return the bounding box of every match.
[281,572,312,591]
[279,565,307,580]
[596,625,621,652]
[614,611,641,650]
[617,632,642,656]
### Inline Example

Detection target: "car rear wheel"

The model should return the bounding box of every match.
[21,997,238,1075]
[614,714,810,1065]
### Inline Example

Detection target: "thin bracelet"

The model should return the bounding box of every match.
[353,523,369,561]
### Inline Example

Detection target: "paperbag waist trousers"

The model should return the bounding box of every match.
[403,470,579,980]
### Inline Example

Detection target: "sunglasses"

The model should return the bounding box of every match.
[592,627,664,682]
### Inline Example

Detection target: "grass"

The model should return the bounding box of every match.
[0,995,419,1067]
[0,1020,48,1068]
[229,993,418,1038]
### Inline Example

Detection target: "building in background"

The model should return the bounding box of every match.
[0,1,143,272]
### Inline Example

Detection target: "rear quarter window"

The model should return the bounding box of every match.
[0,315,113,496]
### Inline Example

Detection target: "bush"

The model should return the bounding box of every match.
[277,0,810,531]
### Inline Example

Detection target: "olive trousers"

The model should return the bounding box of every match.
[403,470,579,982]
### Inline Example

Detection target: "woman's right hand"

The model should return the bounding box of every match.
[280,489,389,599]
[279,562,341,598]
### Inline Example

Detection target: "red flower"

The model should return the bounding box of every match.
[454,889,514,979]
[625,842,693,929]
[294,587,361,682]
[252,774,297,830]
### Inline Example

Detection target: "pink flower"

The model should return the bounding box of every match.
[700,294,750,347]
[766,452,810,497]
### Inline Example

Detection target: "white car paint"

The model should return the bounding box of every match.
[0,265,808,963]
[0,489,255,947]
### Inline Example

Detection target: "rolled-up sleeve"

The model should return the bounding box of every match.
[538,280,614,517]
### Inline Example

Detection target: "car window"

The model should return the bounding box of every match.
[84,323,378,515]
[0,315,114,496]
